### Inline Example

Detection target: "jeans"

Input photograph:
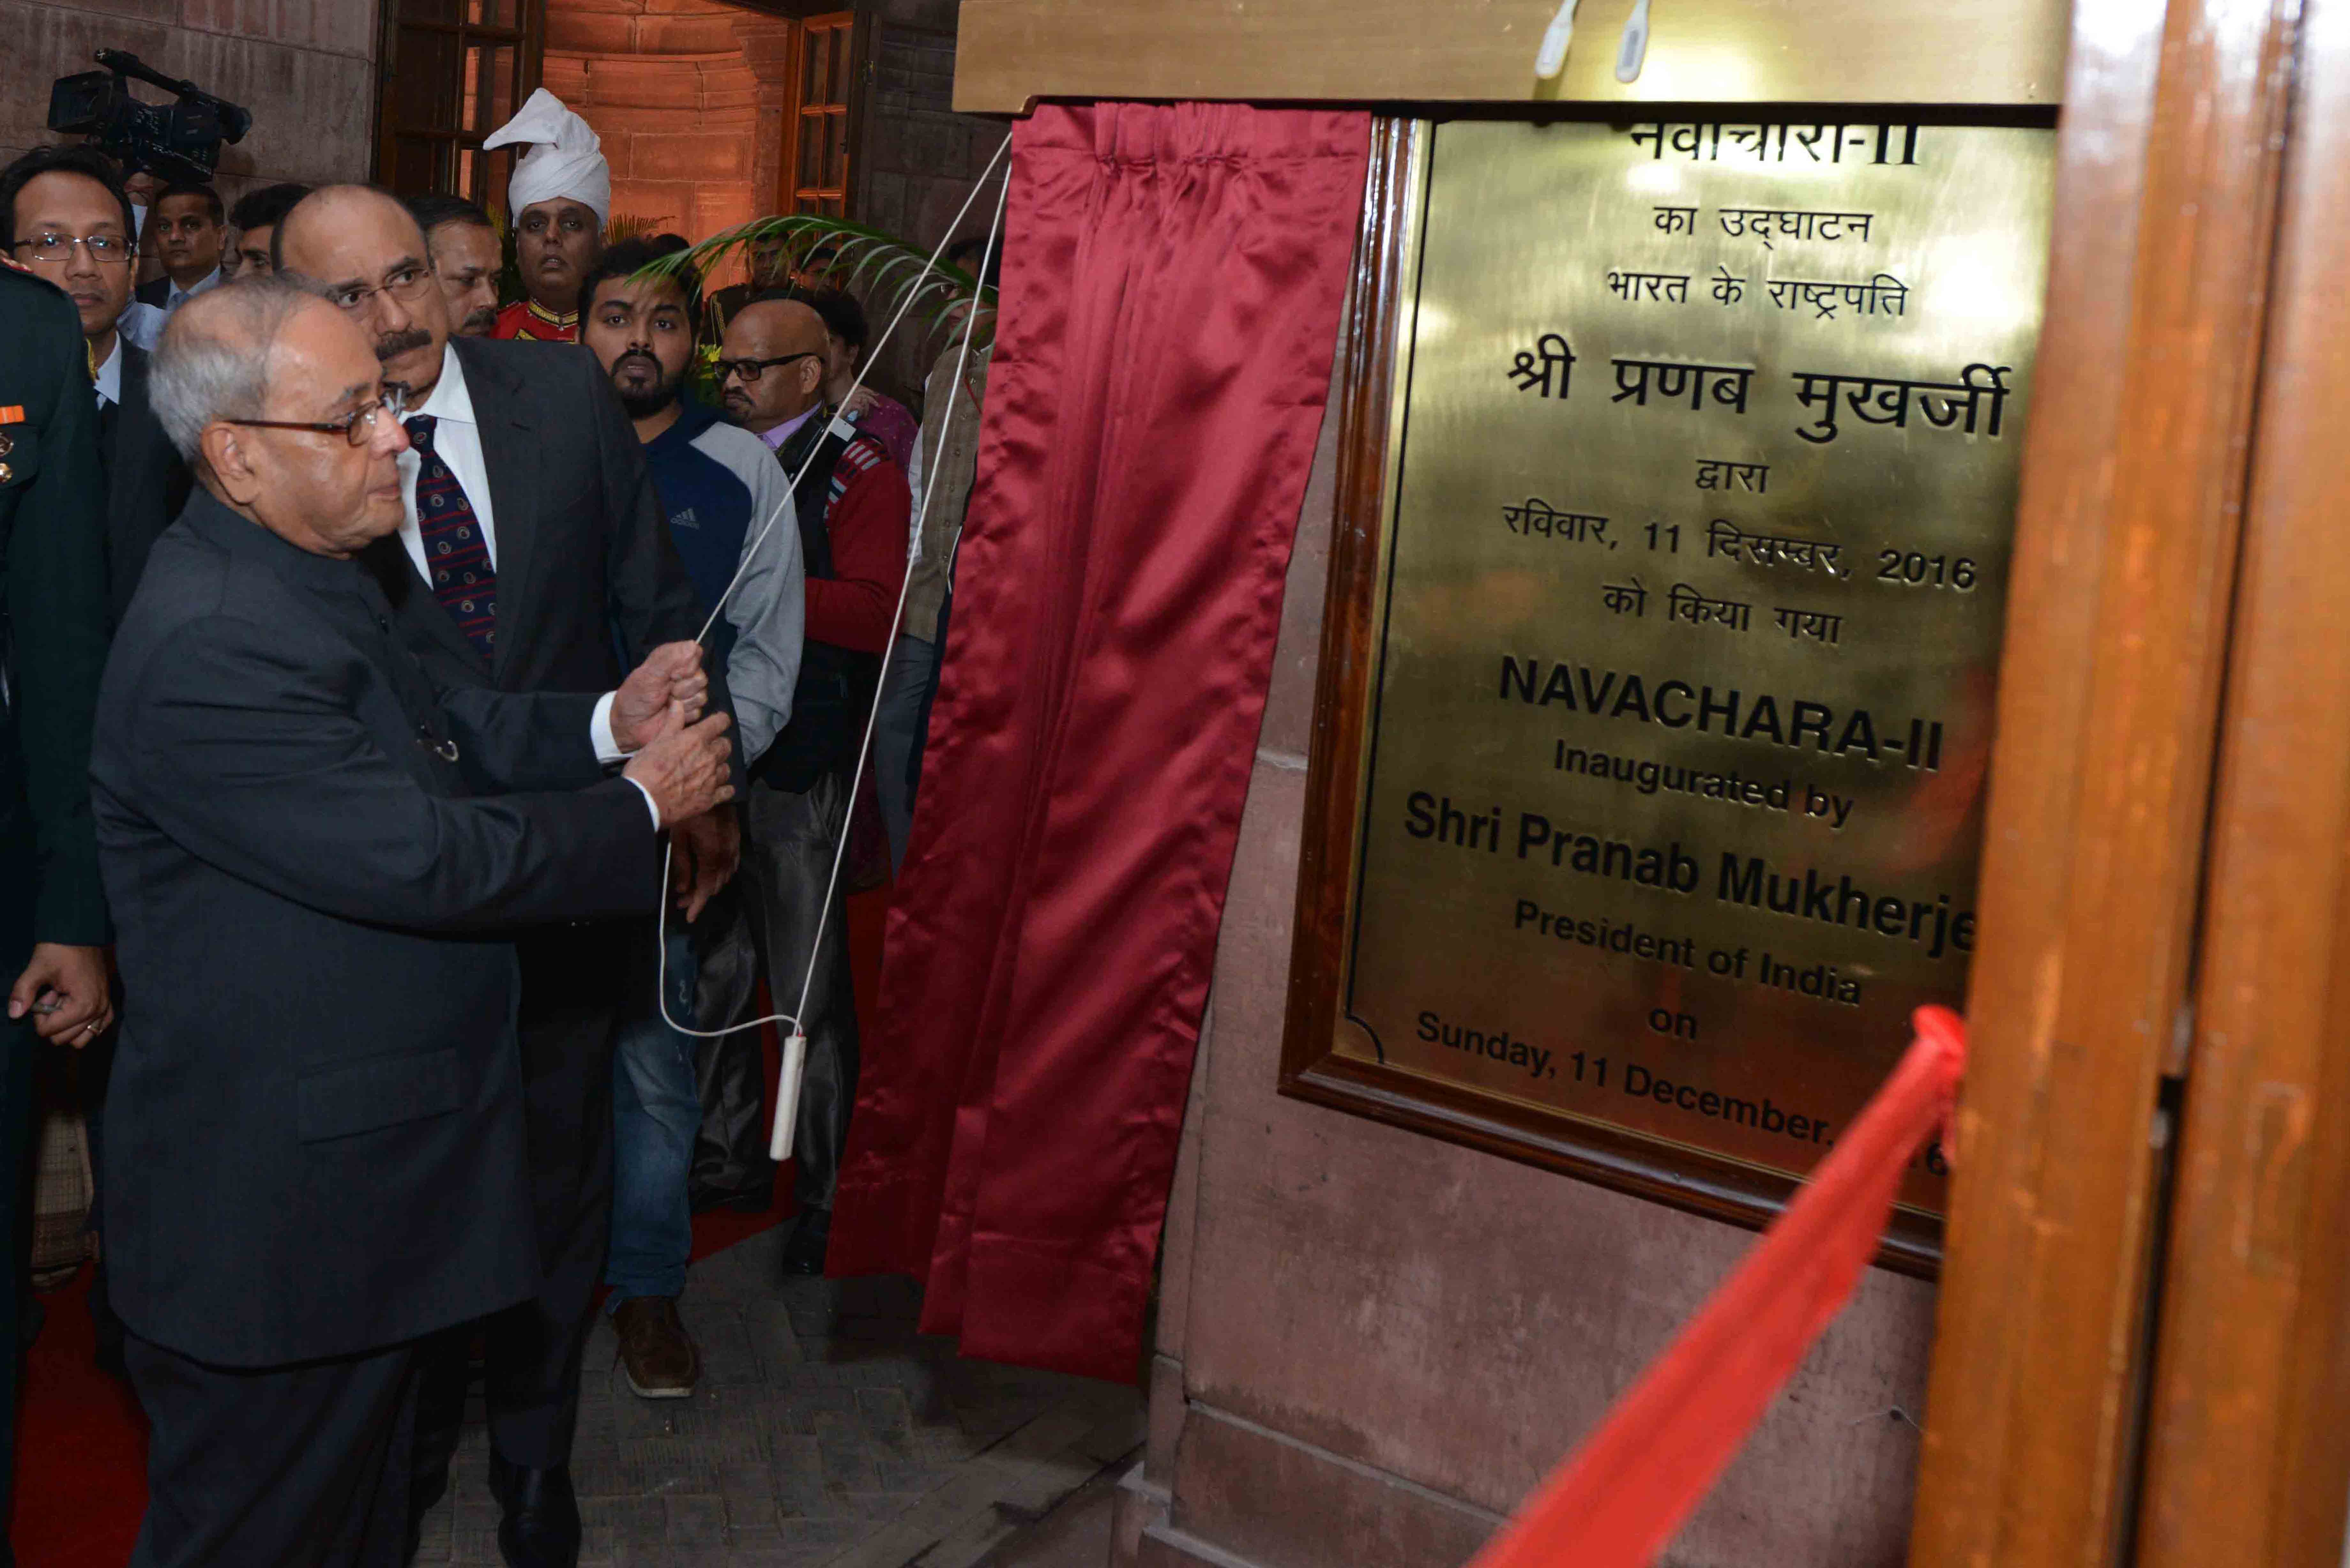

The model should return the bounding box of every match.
[605,927,700,1303]
[874,633,940,875]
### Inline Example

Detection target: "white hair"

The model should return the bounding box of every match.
[149,275,321,460]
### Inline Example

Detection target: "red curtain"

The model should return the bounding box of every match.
[830,102,1372,1380]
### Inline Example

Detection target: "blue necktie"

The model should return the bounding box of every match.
[405,415,497,659]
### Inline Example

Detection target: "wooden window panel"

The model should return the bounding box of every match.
[374,0,543,208]
[781,11,857,218]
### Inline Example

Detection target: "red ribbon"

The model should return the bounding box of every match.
[1467,1006,1967,1568]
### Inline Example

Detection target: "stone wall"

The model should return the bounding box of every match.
[853,0,1004,406]
[0,0,382,205]
[856,0,1003,251]
[1112,372,1940,1568]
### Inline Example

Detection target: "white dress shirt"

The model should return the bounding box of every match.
[393,344,660,827]
[395,344,499,582]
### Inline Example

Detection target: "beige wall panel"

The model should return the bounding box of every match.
[954,0,2067,114]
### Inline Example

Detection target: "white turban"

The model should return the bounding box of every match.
[484,88,610,226]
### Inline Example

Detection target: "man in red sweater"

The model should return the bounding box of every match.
[712,298,907,1272]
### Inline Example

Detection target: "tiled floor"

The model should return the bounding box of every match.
[412,1227,1142,1568]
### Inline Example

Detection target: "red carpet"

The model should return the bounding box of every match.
[10,884,892,1566]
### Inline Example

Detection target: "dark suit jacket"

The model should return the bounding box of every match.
[101,340,193,623]
[368,337,734,756]
[0,268,111,972]
[91,490,662,1367]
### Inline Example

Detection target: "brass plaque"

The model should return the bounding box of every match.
[1318,118,2053,1228]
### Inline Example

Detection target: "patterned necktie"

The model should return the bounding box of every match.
[404,414,498,659]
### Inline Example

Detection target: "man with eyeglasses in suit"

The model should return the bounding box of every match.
[0,203,114,1568]
[275,184,744,1568]
[98,277,736,1567]
[1,148,194,622]
[2,142,196,1387]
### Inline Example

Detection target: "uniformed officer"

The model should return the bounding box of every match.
[0,253,116,1565]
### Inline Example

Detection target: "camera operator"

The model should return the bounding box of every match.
[135,181,223,315]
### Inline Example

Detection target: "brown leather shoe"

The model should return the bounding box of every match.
[612,1296,700,1399]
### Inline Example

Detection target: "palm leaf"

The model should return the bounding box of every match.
[647,213,997,356]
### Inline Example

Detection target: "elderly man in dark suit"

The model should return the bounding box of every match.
[92,277,736,1567]
[0,251,116,1568]
[276,185,745,1568]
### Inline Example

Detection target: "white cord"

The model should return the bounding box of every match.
[645,133,1012,1168]
[1536,0,1580,78]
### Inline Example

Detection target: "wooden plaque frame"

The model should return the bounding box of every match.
[1275,114,1975,1275]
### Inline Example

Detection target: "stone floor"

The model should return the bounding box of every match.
[412,1227,1143,1568]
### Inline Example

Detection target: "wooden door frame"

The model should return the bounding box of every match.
[2132,0,2350,1556]
[1907,0,2299,1559]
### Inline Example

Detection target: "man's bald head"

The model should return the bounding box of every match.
[718,299,830,435]
[733,298,829,355]
[274,184,451,397]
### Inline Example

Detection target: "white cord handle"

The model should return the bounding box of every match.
[1615,0,1652,83]
[1536,0,1580,79]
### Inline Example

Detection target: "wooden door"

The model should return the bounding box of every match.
[2124,0,2350,1557]
[1910,0,2350,1561]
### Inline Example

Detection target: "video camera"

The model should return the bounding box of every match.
[47,50,252,186]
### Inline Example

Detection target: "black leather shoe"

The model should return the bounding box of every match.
[488,1454,580,1568]
[779,1206,831,1276]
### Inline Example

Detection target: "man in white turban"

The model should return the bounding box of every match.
[483,88,609,342]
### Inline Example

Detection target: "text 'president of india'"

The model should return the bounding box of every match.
[87,276,736,1568]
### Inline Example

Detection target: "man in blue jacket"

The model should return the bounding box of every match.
[579,235,803,1399]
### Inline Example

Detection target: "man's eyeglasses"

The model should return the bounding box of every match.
[323,266,438,315]
[223,386,411,449]
[714,351,821,385]
[11,232,133,267]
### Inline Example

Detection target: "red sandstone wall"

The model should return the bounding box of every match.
[541,0,792,247]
